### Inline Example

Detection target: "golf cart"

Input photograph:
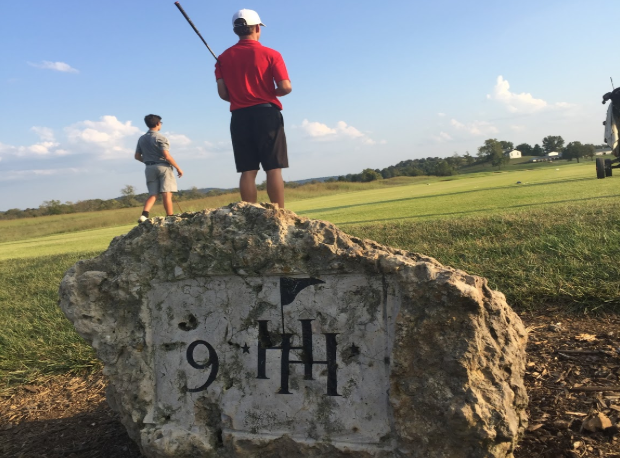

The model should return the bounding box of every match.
[599,88,620,178]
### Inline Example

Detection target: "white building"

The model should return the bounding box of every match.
[505,149,522,159]
[546,151,561,157]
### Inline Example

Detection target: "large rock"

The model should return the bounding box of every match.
[59,203,528,458]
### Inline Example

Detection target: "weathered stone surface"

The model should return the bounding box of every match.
[59,203,528,457]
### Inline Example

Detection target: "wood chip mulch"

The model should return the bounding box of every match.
[0,310,619,457]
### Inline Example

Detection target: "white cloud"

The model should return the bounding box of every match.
[438,113,446,117]
[0,135,60,157]
[204,140,230,151]
[166,139,232,159]
[487,76,571,113]
[31,126,55,142]
[300,119,336,137]
[26,141,59,155]
[65,115,140,158]
[450,118,498,136]
[165,133,192,147]
[299,119,376,144]
[433,131,452,143]
[510,125,526,132]
[335,121,364,139]
[1,117,202,164]
[28,61,79,73]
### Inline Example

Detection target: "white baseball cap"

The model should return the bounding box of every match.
[232,9,265,28]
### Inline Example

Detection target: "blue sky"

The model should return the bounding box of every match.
[1,0,618,210]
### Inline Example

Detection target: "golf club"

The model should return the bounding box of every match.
[174,2,219,62]
[173,195,184,214]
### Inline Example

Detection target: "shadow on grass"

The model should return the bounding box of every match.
[333,193,618,226]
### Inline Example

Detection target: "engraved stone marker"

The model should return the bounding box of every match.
[59,203,528,458]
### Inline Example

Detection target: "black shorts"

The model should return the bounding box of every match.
[230,104,288,173]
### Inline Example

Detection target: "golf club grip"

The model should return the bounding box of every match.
[174,2,219,62]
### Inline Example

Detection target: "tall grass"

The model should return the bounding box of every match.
[349,199,620,312]
[0,252,101,387]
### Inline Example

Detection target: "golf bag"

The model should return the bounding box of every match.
[602,88,620,157]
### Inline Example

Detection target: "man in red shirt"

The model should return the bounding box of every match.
[215,9,292,208]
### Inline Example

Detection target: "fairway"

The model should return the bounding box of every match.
[1,161,616,260]
[293,162,614,225]
[0,225,133,261]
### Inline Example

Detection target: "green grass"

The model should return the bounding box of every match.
[0,177,423,244]
[348,199,620,312]
[293,162,616,226]
[1,160,619,386]
[0,225,134,261]
[0,252,101,388]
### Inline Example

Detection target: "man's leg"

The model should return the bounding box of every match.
[265,168,285,208]
[162,192,174,216]
[240,170,259,203]
[143,195,157,212]
[138,194,158,222]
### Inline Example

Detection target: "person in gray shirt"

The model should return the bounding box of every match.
[134,114,183,222]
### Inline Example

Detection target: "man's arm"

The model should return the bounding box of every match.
[162,150,184,178]
[275,80,292,97]
[217,79,230,101]
[134,151,143,163]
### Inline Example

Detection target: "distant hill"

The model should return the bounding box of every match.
[192,176,338,194]
[285,176,338,185]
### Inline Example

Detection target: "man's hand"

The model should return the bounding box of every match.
[134,151,143,163]
[217,79,230,101]
[162,150,183,178]
[275,80,292,97]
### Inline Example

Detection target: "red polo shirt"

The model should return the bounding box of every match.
[215,40,289,112]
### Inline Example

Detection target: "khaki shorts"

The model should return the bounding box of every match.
[145,164,177,195]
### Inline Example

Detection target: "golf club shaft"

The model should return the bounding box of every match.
[174,195,184,214]
[174,2,219,62]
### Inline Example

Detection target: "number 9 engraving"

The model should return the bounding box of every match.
[186,340,219,392]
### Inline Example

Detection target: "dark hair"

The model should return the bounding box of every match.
[233,18,257,37]
[144,114,162,129]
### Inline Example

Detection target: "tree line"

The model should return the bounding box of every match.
[0,186,229,220]
[337,135,606,183]
[475,136,603,168]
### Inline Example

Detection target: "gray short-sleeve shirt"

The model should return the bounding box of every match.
[136,130,170,164]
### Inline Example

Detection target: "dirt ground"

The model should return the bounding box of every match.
[1,310,619,458]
